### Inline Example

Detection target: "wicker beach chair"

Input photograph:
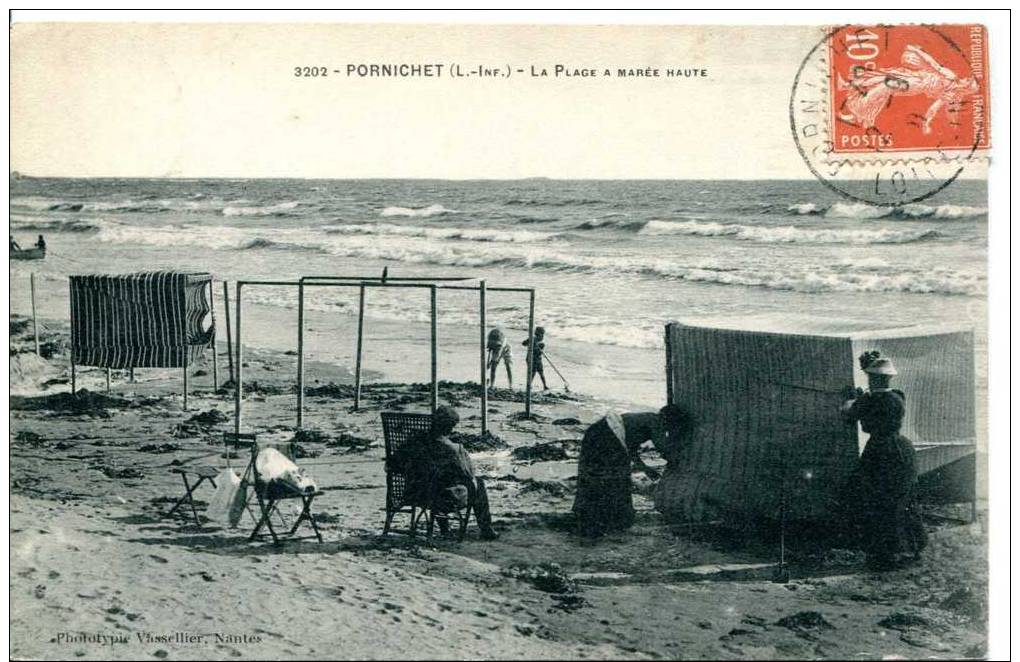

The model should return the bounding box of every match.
[226,432,324,544]
[381,412,471,541]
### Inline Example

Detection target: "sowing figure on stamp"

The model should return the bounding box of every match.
[837,44,979,135]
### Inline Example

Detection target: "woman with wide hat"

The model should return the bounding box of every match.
[841,351,928,570]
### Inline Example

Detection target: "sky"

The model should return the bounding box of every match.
[12,23,829,179]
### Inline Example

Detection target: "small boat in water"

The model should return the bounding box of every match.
[10,247,46,261]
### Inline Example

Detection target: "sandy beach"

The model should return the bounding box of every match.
[9,315,988,660]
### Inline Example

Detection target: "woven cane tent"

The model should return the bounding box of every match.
[656,315,976,522]
[69,272,214,369]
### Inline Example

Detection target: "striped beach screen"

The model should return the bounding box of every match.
[656,315,976,522]
[69,272,214,369]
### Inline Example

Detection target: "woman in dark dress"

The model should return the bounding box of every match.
[842,352,928,570]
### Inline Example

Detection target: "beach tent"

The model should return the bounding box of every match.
[69,272,216,402]
[655,315,976,522]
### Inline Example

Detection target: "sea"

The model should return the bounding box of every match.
[9,178,988,410]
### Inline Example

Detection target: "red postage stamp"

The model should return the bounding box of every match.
[828,24,990,153]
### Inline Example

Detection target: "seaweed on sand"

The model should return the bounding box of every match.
[502,562,577,594]
[511,441,571,462]
[10,389,134,418]
[292,428,377,452]
[448,431,508,452]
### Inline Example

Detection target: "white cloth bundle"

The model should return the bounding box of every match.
[255,447,318,494]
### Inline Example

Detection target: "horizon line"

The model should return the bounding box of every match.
[9,173,989,183]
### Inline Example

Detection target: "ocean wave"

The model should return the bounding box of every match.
[322,223,559,243]
[787,203,823,215]
[898,203,989,219]
[11,195,265,215]
[89,220,982,297]
[787,201,987,220]
[574,218,647,231]
[380,204,457,218]
[10,216,101,233]
[222,201,300,216]
[241,287,665,350]
[639,219,941,244]
[505,197,604,207]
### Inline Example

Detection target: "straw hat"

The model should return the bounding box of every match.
[864,357,898,376]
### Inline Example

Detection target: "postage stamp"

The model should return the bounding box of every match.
[790,24,990,205]
[829,24,989,154]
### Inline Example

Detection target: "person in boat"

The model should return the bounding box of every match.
[486,327,513,389]
[10,235,22,251]
[404,406,499,541]
[522,326,549,391]
[841,351,927,570]
[35,235,46,250]
[573,405,694,537]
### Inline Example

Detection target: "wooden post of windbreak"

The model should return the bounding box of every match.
[525,289,535,418]
[296,281,305,429]
[664,323,675,407]
[30,273,40,356]
[68,287,76,395]
[234,282,243,434]
[209,280,219,390]
[430,285,438,414]
[106,367,112,393]
[479,280,488,436]
[182,363,188,410]
[223,281,235,385]
[354,284,366,411]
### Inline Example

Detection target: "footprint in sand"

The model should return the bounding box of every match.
[33,585,46,599]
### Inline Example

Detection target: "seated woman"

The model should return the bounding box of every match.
[406,406,499,541]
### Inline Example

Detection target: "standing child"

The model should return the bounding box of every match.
[486,327,513,388]
[522,326,549,391]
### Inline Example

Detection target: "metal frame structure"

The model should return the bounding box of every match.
[231,274,537,435]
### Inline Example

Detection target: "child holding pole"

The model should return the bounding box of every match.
[522,326,549,391]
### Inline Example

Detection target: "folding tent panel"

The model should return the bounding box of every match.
[657,315,976,522]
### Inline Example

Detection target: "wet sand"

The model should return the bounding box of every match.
[9,315,988,660]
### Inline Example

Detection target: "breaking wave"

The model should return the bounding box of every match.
[380,204,457,218]
[787,201,988,220]
[9,216,102,233]
[323,223,559,243]
[222,201,300,216]
[90,221,982,296]
[505,197,605,207]
[11,195,258,215]
[573,217,647,231]
[639,219,941,244]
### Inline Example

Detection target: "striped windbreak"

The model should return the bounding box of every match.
[69,272,213,368]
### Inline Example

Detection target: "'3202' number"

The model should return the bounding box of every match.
[294,66,329,77]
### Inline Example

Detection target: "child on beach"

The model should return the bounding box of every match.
[522,326,549,391]
[486,328,513,388]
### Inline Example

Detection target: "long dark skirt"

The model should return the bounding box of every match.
[857,434,928,563]
[573,414,634,537]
